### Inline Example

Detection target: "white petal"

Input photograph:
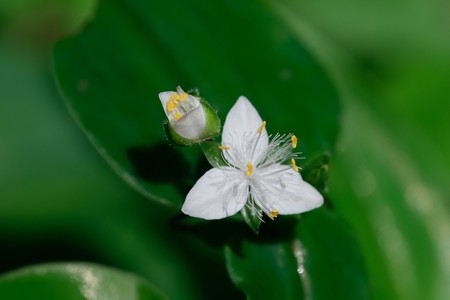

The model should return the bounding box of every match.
[182,168,248,220]
[255,165,323,215]
[172,105,206,140]
[158,91,175,117]
[222,96,268,166]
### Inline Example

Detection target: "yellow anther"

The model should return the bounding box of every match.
[170,94,180,102]
[167,100,177,112]
[218,145,230,150]
[258,121,266,134]
[174,112,182,120]
[269,210,279,220]
[291,135,297,148]
[179,93,188,101]
[291,158,299,172]
[245,162,253,177]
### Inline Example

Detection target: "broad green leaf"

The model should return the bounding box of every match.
[295,208,371,300]
[0,50,244,300]
[225,240,304,300]
[270,6,450,298]
[0,263,168,300]
[329,101,450,300]
[225,209,371,300]
[53,0,340,207]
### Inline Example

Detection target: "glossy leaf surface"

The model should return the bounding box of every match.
[53,0,339,207]
[0,263,168,300]
[225,209,371,300]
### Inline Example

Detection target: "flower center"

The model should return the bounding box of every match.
[219,120,301,178]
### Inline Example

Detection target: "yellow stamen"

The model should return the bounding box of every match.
[258,121,266,134]
[170,94,180,102]
[269,210,279,220]
[245,162,253,176]
[291,135,297,148]
[174,112,182,120]
[179,93,188,101]
[167,100,177,112]
[218,145,230,150]
[291,158,299,172]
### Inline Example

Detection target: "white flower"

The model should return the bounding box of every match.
[182,96,324,220]
[159,86,207,140]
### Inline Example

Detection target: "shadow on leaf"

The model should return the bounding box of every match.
[171,212,303,253]
[127,143,192,195]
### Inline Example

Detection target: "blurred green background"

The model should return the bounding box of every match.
[1,0,450,299]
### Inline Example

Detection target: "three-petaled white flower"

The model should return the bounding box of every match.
[182,96,323,220]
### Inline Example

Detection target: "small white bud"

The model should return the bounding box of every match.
[159,86,220,145]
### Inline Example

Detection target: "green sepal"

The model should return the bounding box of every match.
[187,87,200,97]
[302,153,330,193]
[199,141,228,167]
[200,98,221,140]
[241,204,263,234]
[164,97,221,146]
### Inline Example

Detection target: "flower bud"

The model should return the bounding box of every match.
[159,86,220,146]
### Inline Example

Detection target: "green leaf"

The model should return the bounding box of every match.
[0,51,241,300]
[225,209,371,300]
[0,263,168,300]
[53,0,340,207]
[295,208,371,300]
[225,240,304,300]
[269,7,450,297]
[328,101,450,300]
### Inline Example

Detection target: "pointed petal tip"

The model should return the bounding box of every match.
[232,96,260,117]
[181,168,247,220]
[235,95,254,108]
[294,181,325,212]
[260,168,326,215]
[237,95,250,102]
[312,192,325,208]
[222,94,268,159]
[299,189,325,213]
